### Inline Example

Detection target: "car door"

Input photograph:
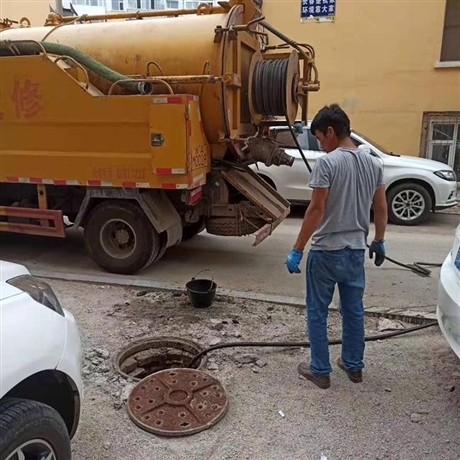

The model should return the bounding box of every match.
[271,127,320,202]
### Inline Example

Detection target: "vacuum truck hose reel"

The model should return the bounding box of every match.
[249,51,300,127]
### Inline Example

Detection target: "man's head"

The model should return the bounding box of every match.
[310,104,351,153]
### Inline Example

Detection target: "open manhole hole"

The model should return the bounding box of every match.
[115,337,207,381]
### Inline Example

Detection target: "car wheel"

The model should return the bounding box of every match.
[84,200,161,274]
[387,183,432,226]
[258,174,277,190]
[0,398,71,460]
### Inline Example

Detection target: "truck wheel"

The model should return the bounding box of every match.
[387,183,432,226]
[206,217,265,236]
[182,219,206,242]
[0,398,71,460]
[84,200,161,274]
[142,232,167,271]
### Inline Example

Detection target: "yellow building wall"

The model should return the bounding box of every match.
[264,0,460,156]
[0,0,54,27]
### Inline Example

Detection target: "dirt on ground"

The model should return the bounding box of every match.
[49,280,460,460]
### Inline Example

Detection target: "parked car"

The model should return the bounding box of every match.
[251,123,458,225]
[437,223,460,359]
[0,260,83,460]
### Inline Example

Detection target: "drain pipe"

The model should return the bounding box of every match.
[188,321,438,368]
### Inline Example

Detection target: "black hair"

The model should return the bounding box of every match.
[310,104,351,139]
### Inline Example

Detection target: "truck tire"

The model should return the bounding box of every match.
[387,183,432,226]
[181,219,206,242]
[206,217,265,236]
[84,200,162,275]
[141,232,167,271]
[0,398,71,460]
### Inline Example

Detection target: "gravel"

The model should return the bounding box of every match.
[46,280,460,460]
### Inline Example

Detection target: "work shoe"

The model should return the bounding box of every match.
[336,358,363,383]
[297,362,331,389]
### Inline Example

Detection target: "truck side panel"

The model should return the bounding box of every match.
[0,54,209,190]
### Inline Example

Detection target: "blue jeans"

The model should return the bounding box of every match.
[306,247,366,376]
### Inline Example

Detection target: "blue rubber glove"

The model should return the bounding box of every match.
[286,248,303,274]
[369,240,386,267]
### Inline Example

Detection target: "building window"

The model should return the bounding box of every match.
[440,0,460,62]
[422,113,460,179]
[185,1,214,7]
[166,0,179,8]
[72,0,105,5]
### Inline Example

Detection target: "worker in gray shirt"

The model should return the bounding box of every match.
[286,104,388,389]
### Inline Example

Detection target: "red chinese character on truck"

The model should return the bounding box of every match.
[12,79,42,119]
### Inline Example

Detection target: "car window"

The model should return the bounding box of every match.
[306,129,320,151]
[274,129,309,149]
[351,137,361,147]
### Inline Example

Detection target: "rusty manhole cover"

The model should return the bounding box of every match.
[127,368,228,437]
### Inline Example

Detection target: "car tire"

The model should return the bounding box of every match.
[387,183,432,226]
[258,174,277,190]
[0,398,71,460]
[84,200,161,275]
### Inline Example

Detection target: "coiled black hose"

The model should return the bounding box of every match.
[188,321,438,367]
[252,58,289,118]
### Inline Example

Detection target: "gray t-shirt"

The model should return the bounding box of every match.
[308,146,384,251]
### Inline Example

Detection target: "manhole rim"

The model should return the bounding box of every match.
[126,367,229,437]
[114,336,208,381]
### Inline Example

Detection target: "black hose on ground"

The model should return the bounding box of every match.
[188,321,438,367]
[371,250,442,277]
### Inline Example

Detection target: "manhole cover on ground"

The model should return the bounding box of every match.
[127,368,229,437]
[115,337,207,381]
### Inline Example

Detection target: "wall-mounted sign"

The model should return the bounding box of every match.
[301,0,336,23]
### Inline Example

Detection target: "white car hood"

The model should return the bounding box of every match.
[0,260,30,300]
[382,154,450,172]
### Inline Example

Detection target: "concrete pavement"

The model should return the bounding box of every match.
[0,209,457,315]
[52,280,460,460]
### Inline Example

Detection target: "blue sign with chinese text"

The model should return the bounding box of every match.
[301,0,336,22]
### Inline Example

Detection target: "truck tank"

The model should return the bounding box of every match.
[0,0,318,161]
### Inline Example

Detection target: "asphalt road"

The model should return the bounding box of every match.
[1,209,458,312]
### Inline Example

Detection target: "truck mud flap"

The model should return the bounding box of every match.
[221,167,290,246]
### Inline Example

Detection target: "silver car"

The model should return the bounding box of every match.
[251,124,458,226]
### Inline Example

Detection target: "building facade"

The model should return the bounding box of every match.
[70,0,219,14]
[1,0,459,174]
[0,0,219,27]
[264,0,460,176]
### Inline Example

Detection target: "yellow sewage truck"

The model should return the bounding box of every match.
[0,0,320,274]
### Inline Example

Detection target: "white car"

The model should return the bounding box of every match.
[0,261,83,460]
[252,124,458,226]
[438,223,460,359]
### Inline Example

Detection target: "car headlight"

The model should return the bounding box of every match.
[434,170,456,181]
[7,275,65,316]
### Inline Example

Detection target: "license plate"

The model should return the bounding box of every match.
[191,145,208,170]
[455,247,460,271]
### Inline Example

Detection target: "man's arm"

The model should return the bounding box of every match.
[294,187,329,251]
[372,185,387,241]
